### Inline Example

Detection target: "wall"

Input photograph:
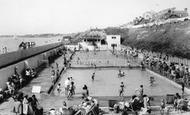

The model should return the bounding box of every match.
[78,42,94,51]
[65,45,79,51]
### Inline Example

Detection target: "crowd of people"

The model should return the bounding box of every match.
[63,77,76,99]
[122,46,190,91]
[0,46,68,115]
[120,47,190,113]
[160,93,190,114]
[49,96,99,115]
[62,76,90,100]
[142,51,190,91]
[18,41,36,50]
[112,84,153,115]
[0,67,37,103]
[12,92,43,115]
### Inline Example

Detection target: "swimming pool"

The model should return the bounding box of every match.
[54,68,184,97]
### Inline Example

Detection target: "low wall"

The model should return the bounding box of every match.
[0,43,64,89]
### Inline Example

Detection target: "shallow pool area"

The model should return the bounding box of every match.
[54,68,184,97]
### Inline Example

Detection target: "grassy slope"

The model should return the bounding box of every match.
[122,20,190,58]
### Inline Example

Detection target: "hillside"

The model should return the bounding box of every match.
[123,20,190,58]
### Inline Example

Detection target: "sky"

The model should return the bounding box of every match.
[0,0,189,35]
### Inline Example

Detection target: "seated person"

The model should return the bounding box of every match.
[25,68,31,79]
[128,61,132,68]
[58,101,68,114]
[30,68,36,78]
[80,99,92,113]
[177,98,188,111]
[118,70,125,77]
[175,93,181,99]
[49,108,56,115]
[6,82,14,95]
[143,95,150,108]
[129,95,143,111]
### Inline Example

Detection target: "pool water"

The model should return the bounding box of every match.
[70,51,139,67]
[54,68,184,97]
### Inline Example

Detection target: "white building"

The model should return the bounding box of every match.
[106,35,121,50]
[77,29,121,51]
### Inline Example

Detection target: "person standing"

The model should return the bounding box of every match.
[27,97,35,115]
[135,85,144,100]
[181,82,185,96]
[22,95,29,115]
[160,98,165,115]
[57,84,61,94]
[119,82,125,97]
[68,81,75,99]
[92,72,95,81]
[12,97,23,115]
[139,85,144,97]
[64,78,70,96]
[51,73,56,84]
[82,85,89,98]
[31,95,42,115]
[59,101,68,114]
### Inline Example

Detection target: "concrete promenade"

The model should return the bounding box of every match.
[0,53,68,114]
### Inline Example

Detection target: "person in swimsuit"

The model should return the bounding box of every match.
[92,72,95,81]
[119,82,125,97]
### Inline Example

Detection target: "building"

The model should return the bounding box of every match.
[78,29,121,51]
[157,7,188,20]
[106,35,121,50]
[78,29,107,50]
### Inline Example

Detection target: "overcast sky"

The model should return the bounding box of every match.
[0,0,189,35]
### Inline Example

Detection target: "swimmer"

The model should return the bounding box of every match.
[77,57,80,64]
[107,60,109,64]
[94,64,97,69]
[119,69,121,74]
[118,69,125,77]
[57,83,61,94]
[92,72,95,81]
[150,76,155,86]
[122,72,125,76]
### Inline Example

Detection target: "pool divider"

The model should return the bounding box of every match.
[47,66,67,94]
[47,52,75,94]
[146,68,190,95]
[70,65,141,69]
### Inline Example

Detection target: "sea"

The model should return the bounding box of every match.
[0,36,62,54]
